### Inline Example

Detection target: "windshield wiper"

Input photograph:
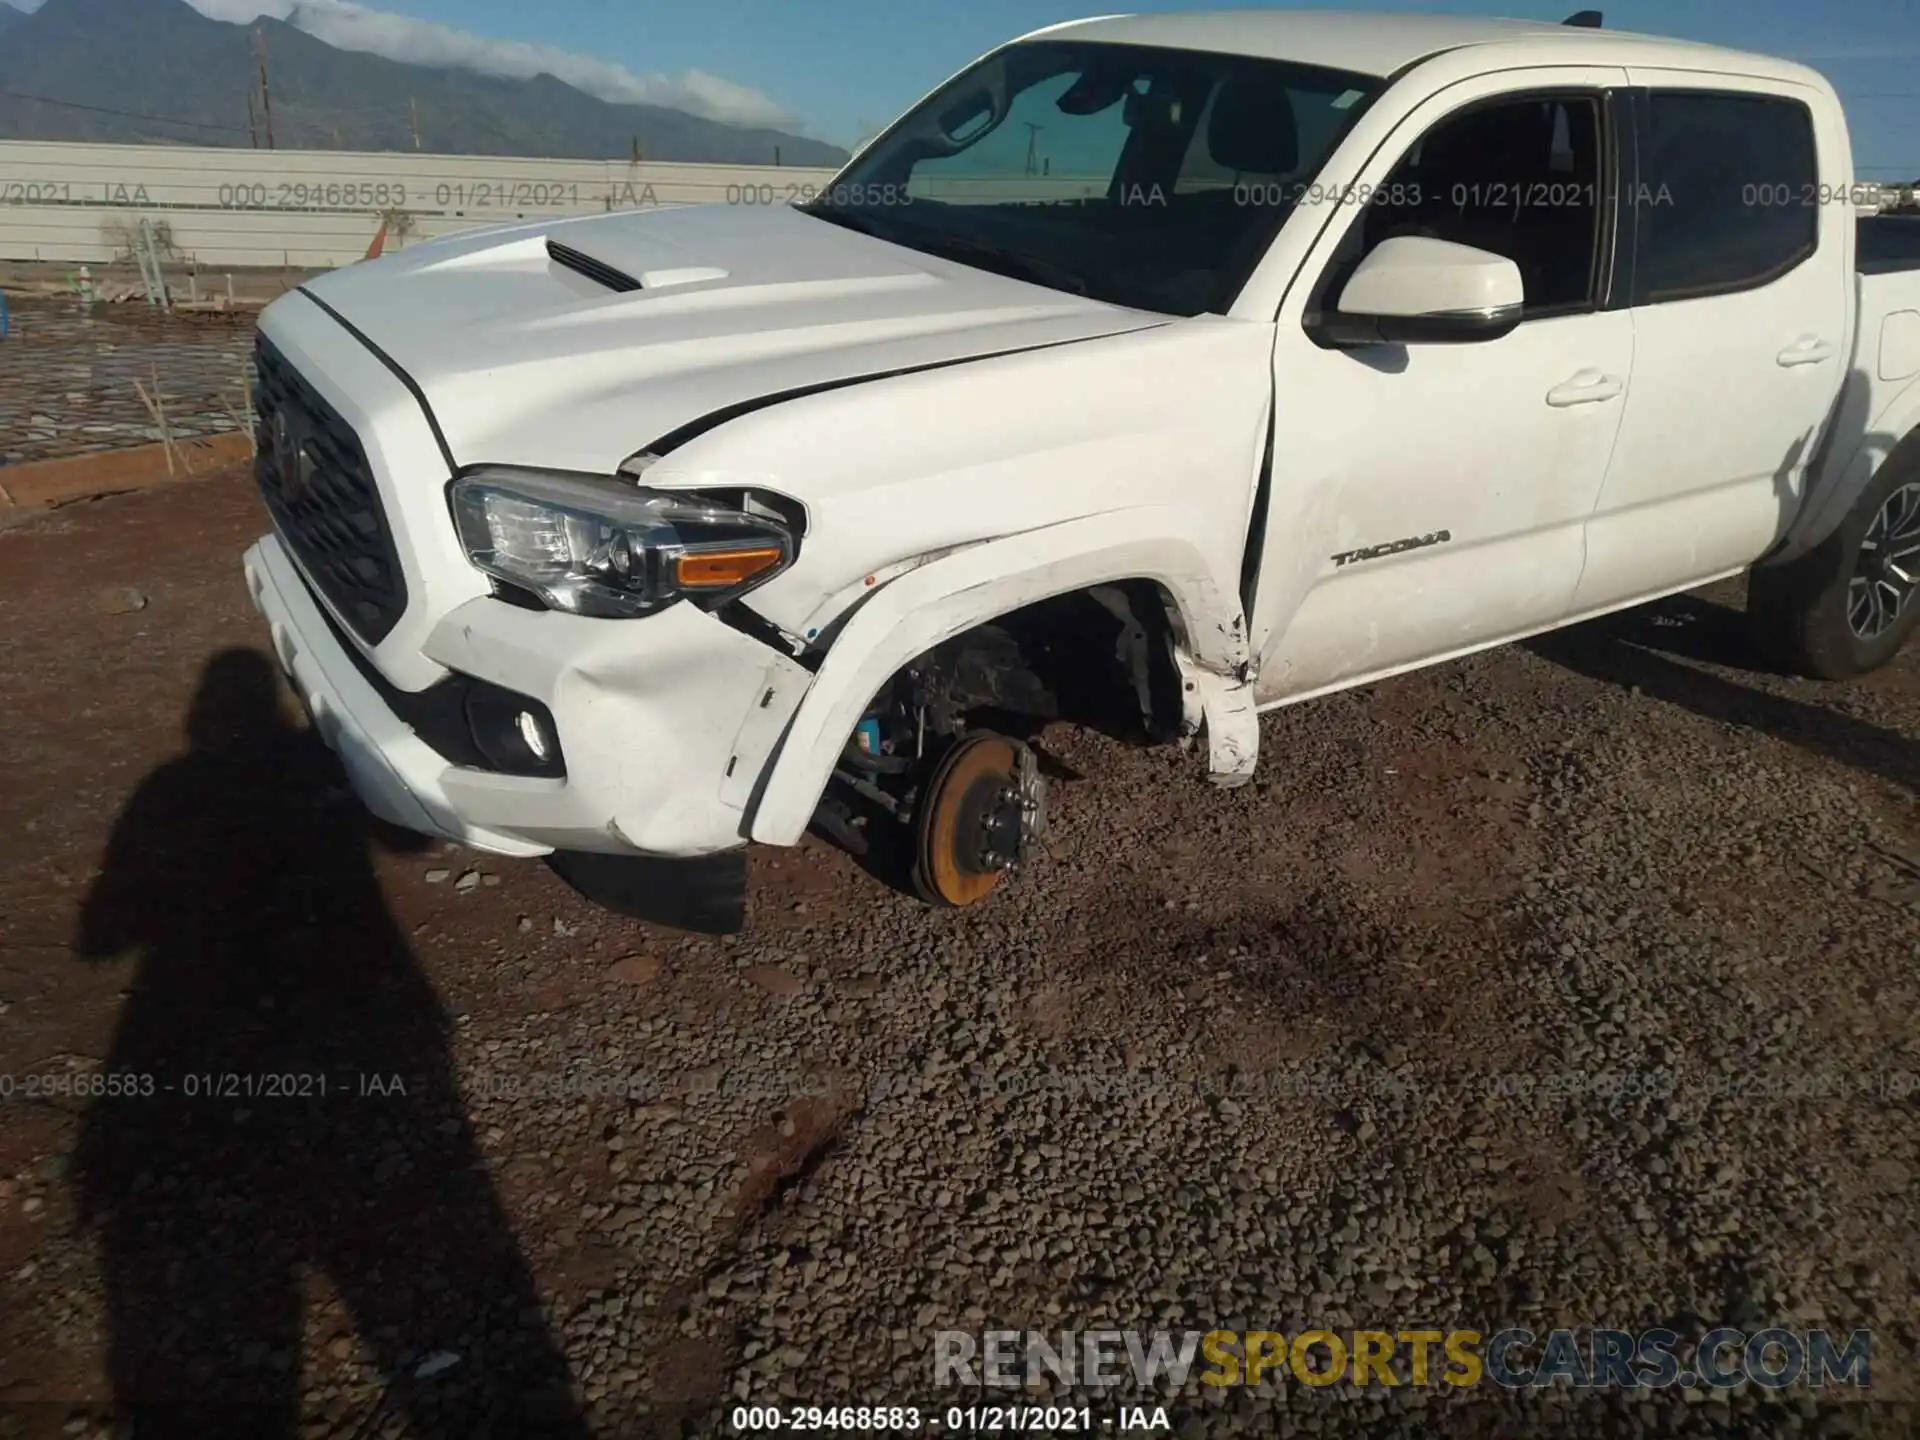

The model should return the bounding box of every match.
[798,205,1092,299]
[798,205,894,241]
[901,230,1092,297]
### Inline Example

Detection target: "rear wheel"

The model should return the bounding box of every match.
[1749,455,1920,679]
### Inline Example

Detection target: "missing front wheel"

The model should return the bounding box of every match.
[910,731,1046,907]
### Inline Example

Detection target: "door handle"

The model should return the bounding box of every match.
[1777,336,1836,367]
[1546,369,1624,407]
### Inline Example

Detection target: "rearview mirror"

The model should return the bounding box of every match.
[1315,236,1524,346]
[915,66,1012,156]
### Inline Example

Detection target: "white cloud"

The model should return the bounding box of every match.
[174,0,795,128]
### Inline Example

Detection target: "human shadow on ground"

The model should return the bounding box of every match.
[72,648,590,1438]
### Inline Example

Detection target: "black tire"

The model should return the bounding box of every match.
[1749,450,1920,680]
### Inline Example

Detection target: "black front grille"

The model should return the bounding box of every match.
[253,336,408,645]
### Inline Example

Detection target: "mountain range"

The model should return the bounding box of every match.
[0,0,848,165]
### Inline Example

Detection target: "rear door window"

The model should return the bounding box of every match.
[1635,91,1818,302]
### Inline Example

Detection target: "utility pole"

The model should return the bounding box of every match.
[1021,122,1043,174]
[246,90,259,148]
[630,134,640,164]
[774,145,781,167]
[409,97,421,150]
[252,25,276,149]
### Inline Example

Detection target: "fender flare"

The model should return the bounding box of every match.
[1779,375,1920,561]
[747,506,1248,846]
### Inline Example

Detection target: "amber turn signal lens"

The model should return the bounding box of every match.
[674,546,786,589]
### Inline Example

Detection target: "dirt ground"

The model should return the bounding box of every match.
[0,469,1914,1438]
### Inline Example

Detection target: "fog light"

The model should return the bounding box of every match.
[463,683,565,777]
[516,709,552,763]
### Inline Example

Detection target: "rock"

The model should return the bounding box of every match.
[744,965,806,998]
[424,869,451,884]
[413,1351,460,1379]
[92,586,148,615]
[609,953,663,986]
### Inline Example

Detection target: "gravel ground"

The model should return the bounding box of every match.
[0,298,257,466]
[0,471,1913,1439]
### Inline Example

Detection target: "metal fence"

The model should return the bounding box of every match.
[0,140,842,269]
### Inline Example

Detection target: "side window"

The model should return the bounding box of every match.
[1636,91,1817,302]
[1351,93,1605,316]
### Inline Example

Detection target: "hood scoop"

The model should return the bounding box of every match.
[546,236,730,295]
[302,201,1150,474]
[547,237,641,293]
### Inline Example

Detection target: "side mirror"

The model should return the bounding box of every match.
[1314,236,1525,346]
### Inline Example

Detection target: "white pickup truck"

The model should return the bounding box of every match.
[243,9,1920,924]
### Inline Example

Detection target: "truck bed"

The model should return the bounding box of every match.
[1850,234,1920,444]
[1792,226,1920,556]
[1857,215,1920,274]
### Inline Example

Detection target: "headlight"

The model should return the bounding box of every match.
[448,467,798,618]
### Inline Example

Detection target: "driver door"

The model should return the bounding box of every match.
[1251,69,1633,705]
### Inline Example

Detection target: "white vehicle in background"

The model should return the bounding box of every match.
[243,9,1920,927]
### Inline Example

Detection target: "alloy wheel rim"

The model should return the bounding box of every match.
[1848,482,1920,641]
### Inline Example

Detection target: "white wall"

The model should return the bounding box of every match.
[0,140,840,268]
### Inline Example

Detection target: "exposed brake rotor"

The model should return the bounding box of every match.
[911,731,1046,907]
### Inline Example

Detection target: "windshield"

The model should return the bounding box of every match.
[799,40,1382,316]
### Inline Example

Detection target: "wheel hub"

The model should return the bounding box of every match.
[911,733,1046,906]
[960,781,1024,874]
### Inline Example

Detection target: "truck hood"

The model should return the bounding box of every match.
[300,203,1164,475]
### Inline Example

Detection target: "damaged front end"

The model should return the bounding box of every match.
[812,582,1186,904]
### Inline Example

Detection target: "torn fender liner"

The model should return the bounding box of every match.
[1175,649,1259,785]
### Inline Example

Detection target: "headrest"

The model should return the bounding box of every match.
[1424,106,1548,176]
[1207,80,1299,176]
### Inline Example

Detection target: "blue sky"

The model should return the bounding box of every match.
[20,0,1917,174]
[323,0,1920,173]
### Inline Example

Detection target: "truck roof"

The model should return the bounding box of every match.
[1024,9,1821,85]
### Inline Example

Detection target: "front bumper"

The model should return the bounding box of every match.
[243,533,812,858]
